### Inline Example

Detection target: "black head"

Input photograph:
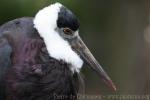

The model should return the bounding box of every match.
[57,6,80,31]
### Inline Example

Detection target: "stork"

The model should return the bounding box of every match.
[0,2,116,100]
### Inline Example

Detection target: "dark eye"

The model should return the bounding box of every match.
[63,28,73,35]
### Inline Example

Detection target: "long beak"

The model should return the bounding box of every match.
[70,36,116,91]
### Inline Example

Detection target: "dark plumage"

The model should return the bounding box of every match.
[0,18,80,100]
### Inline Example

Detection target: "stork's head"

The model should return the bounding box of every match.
[34,2,116,91]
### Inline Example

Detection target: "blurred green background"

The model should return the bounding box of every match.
[1,0,150,100]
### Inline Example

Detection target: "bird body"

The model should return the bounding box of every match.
[0,2,116,100]
[0,17,79,100]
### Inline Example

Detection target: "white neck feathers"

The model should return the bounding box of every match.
[33,3,83,73]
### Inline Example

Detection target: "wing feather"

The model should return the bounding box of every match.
[0,35,12,100]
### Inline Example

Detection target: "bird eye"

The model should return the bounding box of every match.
[63,28,73,35]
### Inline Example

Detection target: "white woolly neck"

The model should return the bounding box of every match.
[33,3,83,73]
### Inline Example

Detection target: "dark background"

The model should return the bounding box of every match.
[0,0,150,100]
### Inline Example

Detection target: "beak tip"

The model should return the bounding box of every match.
[103,77,116,91]
[107,80,117,92]
[112,84,117,92]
